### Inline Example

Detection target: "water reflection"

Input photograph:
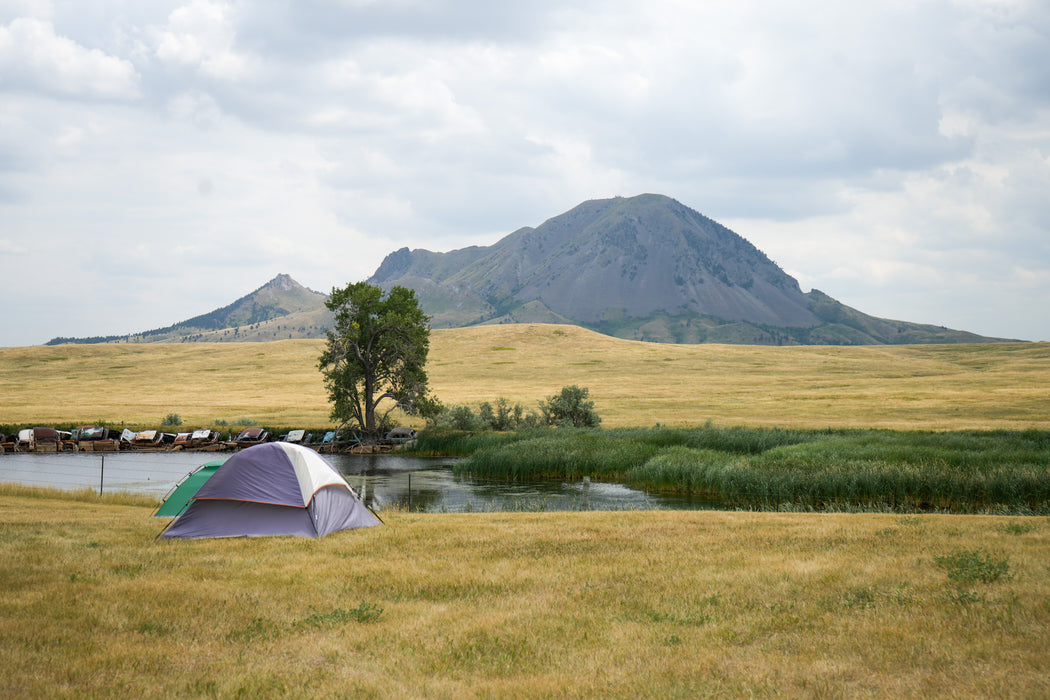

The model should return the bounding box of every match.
[328,454,715,512]
[0,451,720,512]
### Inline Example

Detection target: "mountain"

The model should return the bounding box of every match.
[48,195,1013,346]
[369,194,1010,345]
[46,274,332,345]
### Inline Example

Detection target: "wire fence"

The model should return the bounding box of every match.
[0,452,211,498]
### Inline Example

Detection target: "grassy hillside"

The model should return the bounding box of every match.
[1,324,1048,430]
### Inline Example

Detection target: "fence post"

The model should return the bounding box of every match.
[99,454,105,496]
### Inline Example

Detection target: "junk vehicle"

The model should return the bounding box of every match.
[16,427,65,452]
[234,427,270,446]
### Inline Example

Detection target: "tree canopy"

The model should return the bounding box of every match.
[542,385,601,428]
[318,282,433,442]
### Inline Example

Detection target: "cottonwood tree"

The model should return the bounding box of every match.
[318,282,434,443]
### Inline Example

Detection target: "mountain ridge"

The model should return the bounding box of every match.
[45,274,332,345]
[368,194,1012,345]
[47,195,1016,346]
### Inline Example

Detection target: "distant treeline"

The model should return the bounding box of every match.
[46,335,125,346]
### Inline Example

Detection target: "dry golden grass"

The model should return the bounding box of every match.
[2,324,1049,430]
[1,491,1047,698]
[429,325,1050,430]
[0,340,330,428]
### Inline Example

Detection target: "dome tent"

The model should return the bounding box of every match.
[154,458,227,518]
[158,442,381,539]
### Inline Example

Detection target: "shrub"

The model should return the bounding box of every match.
[429,399,540,432]
[542,385,601,428]
[935,548,1012,584]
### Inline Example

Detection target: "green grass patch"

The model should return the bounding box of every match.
[301,602,384,627]
[935,548,1012,584]
[997,521,1038,535]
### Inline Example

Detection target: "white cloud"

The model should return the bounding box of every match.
[0,17,139,99]
[153,0,252,80]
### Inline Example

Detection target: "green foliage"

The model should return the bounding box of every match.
[161,413,182,427]
[427,397,541,432]
[318,282,432,442]
[541,385,601,428]
[214,417,259,427]
[450,405,483,431]
[459,430,661,481]
[408,393,445,423]
[409,427,528,456]
[301,602,384,627]
[935,548,1012,584]
[451,425,1050,514]
[997,521,1037,535]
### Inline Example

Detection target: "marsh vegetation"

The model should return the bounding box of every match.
[414,425,1050,514]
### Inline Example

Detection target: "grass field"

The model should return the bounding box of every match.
[3,329,1050,696]
[1,324,1049,431]
[1,488,1047,698]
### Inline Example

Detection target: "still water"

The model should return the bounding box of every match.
[0,451,715,512]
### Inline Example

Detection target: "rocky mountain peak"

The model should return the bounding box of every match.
[369,194,821,339]
[266,273,298,291]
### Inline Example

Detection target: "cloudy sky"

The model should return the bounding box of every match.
[2,0,1048,346]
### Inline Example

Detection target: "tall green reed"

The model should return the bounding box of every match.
[447,425,1050,513]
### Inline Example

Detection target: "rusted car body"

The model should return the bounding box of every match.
[234,428,270,446]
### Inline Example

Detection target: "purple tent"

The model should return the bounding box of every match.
[159,442,381,539]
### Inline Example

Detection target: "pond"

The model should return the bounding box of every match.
[0,451,719,512]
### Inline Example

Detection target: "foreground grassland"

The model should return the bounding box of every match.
[2,325,1049,430]
[1,490,1048,698]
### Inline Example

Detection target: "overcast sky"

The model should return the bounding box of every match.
[2,0,1048,346]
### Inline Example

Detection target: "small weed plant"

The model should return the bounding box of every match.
[301,602,384,628]
[935,548,1012,584]
[997,521,1037,535]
